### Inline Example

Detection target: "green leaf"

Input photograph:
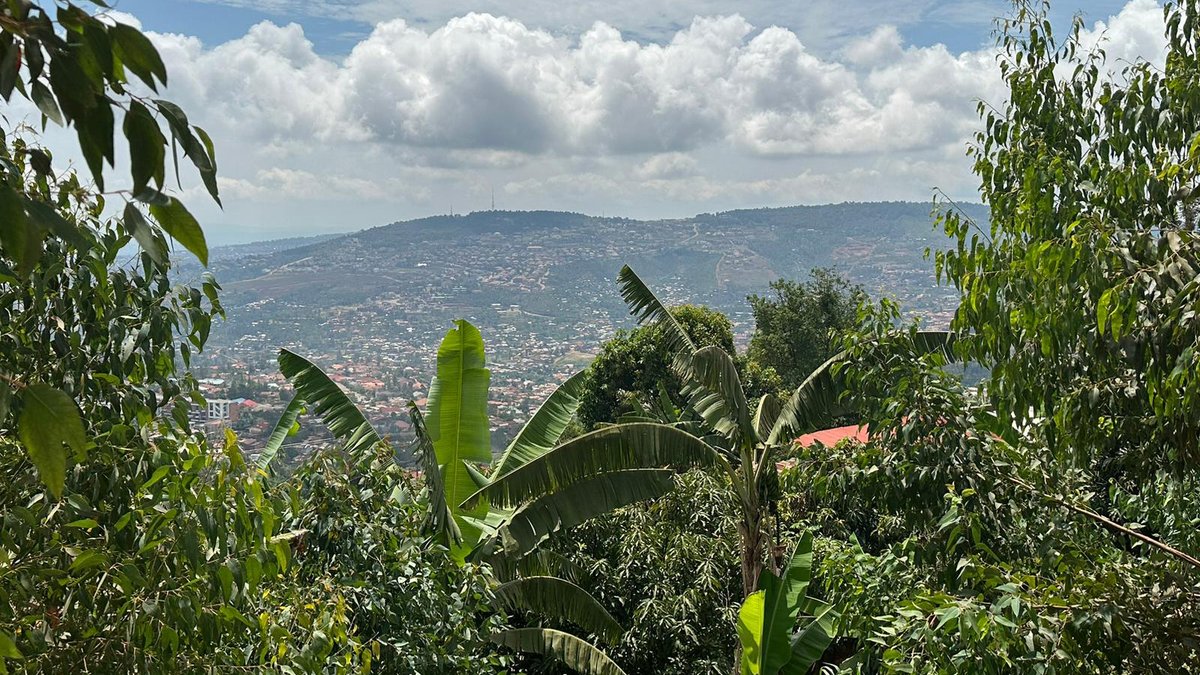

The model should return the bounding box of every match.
[426,320,492,561]
[504,549,591,586]
[193,125,221,205]
[139,465,171,492]
[155,100,214,177]
[754,394,783,441]
[17,384,87,498]
[409,402,460,546]
[492,369,587,478]
[1097,287,1114,334]
[498,469,676,559]
[68,550,107,572]
[30,81,63,126]
[75,97,115,191]
[493,577,623,643]
[686,345,755,445]
[123,100,166,194]
[491,628,626,675]
[739,534,832,675]
[767,331,954,444]
[0,182,41,277]
[758,534,815,674]
[766,351,848,445]
[781,603,837,675]
[123,203,167,266]
[256,395,305,471]
[110,22,167,90]
[738,590,767,675]
[24,199,86,249]
[66,518,100,529]
[27,149,52,177]
[0,631,21,659]
[0,40,19,101]
[149,197,208,266]
[617,265,697,379]
[48,51,97,123]
[470,422,726,509]
[277,349,382,455]
[0,381,11,424]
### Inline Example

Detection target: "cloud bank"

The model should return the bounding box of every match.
[129,0,1168,242]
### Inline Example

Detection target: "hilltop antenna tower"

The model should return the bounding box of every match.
[491,186,495,211]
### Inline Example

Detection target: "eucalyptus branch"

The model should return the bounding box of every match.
[1008,475,1200,571]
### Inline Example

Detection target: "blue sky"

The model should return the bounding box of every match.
[88,0,1165,244]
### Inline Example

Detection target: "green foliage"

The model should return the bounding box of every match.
[493,576,623,643]
[562,470,742,675]
[0,1,218,264]
[475,422,727,509]
[493,369,588,479]
[935,0,1200,478]
[256,395,305,471]
[600,267,960,673]
[0,119,294,672]
[498,469,677,559]
[0,425,289,672]
[277,348,383,456]
[736,534,836,675]
[14,383,85,497]
[787,4,1200,666]
[276,322,655,674]
[272,442,512,674]
[747,269,865,391]
[492,628,626,675]
[0,11,511,673]
[0,2,223,500]
[577,303,738,428]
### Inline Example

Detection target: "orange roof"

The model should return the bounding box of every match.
[795,424,869,448]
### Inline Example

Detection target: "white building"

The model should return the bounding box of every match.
[207,398,243,421]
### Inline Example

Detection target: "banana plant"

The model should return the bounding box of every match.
[268,319,726,675]
[605,265,956,598]
[736,533,837,675]
[536,266,953,671]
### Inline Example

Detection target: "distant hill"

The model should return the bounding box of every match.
[194,200,988,382]
[209,233,341,261]
[208,201,988,307]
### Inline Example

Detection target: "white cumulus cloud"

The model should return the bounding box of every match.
[108,1,1172,242]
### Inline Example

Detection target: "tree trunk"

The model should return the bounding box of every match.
[741,515,766,598]
[734,506,766,675]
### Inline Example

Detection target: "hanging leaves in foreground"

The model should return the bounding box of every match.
[149,197,208,266]
[16,384,87,498]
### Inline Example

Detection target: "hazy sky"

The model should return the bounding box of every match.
[57,1,1168,243]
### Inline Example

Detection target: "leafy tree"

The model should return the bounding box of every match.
[747,269,865,391]
[561,470,743,675]
[577,304,743,429]
[784,1,1200,671]
[0,6,395,673]
[559,266,954,671]
[268,440,513,673]
[936,0,1200,493]
[0,0,219,498]
[0,123,318,675]
[606,266,950,597]
[934,0,1200,574]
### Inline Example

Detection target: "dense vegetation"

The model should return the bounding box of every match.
[1,1,1199,673]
